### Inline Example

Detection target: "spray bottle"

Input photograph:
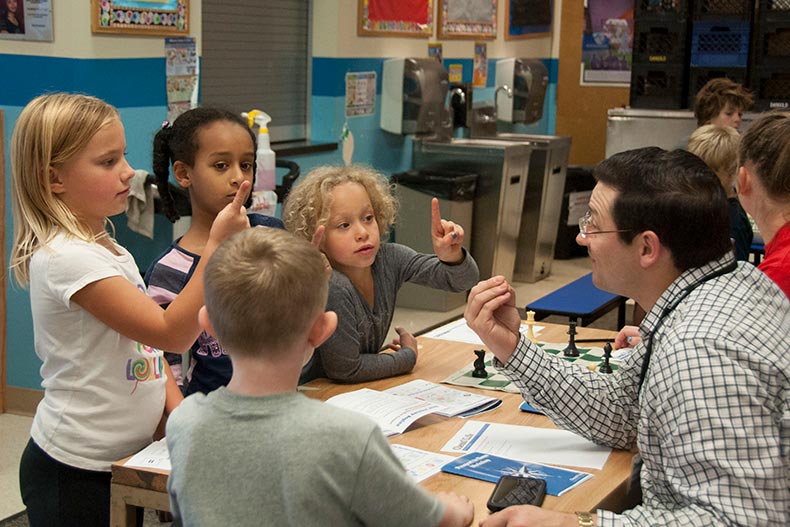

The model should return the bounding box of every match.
[242,109,277,216]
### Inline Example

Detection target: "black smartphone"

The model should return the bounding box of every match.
[486,475,547,512]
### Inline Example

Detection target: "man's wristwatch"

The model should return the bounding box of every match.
[576,511,594,527]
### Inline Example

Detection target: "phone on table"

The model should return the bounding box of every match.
[487,475,547,512]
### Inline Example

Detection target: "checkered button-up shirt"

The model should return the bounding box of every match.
[497,255,789,526]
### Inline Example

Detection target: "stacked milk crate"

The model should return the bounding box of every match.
[687,0,753,107]
[750,0,790,110]
[629,0,692,109]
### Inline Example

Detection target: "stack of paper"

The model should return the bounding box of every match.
[325,381,503,436]
[384,379,502,418]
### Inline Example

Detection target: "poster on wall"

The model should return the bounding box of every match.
[165,37,198,122]
[579,0,632,86]
[0,0,53,41]
[473,42,487,87]
[346,71,376,117]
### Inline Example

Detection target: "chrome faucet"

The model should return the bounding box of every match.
[450,86,466,104]
[495,84,513,105]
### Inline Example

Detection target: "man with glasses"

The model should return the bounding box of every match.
[465,147,789,526]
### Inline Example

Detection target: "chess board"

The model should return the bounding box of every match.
[441,343,620,394]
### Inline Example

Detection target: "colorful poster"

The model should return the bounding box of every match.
[345,71,377,117]
[448,64,463,83]
[0,0,53,41]
[165,37,199,122]
[428,42,443,63]
[580,0,633,86]
[473,41,487,88]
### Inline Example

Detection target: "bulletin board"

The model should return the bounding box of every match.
[358,0,433,38]
[438,0,497,40]
[506,0,552,40]
[91,0,189,36]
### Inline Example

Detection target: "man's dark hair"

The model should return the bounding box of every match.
[593,147,731,271]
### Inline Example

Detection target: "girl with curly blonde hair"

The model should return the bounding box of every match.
[283,165,479,383]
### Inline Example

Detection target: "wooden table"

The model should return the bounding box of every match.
[111,322,634,526]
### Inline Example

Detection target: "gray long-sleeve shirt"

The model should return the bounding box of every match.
[301,243,479,383]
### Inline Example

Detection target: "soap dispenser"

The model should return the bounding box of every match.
[242,109,277,216]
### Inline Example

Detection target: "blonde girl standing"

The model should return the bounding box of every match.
[10,93,249,526]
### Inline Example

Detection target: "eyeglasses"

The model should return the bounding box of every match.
[578,211,631,239]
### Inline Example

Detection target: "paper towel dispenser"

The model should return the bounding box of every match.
[495,59,549,125]
[381,58,450,135]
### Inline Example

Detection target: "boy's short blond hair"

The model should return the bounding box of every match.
[203,228,329,357]
[282,165,397,242]
[687,124,740,191]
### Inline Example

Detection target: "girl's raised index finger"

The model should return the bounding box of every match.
[431,197,444,234]
[232,181,252,209]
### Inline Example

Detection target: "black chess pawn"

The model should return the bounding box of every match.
[599,343,613,374]
[563,320,580,357]
[472,349,488,378]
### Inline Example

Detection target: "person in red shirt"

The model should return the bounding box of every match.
[737,111,790,297]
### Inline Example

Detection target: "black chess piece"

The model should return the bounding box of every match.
[563,320,580,357]
[472,349,488,378]
[599,343,613,374]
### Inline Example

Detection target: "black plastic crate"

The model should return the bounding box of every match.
[630,63,688,109]
[750,65,790,110]
[693,0,753,21]
[555,166,595,260]
[633,20,691,64]
[691,21,751,67]
[635,0,691,22]
[758,0,790,24]
[752,20,790,66]
[688,66,748,107]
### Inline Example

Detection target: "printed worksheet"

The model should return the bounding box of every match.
[325,388,443,436]
[124,439,171,471]
[390,444,457,483]
[441,421,611,470]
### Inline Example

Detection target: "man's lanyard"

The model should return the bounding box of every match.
[637,261,739,395]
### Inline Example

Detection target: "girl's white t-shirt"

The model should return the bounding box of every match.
[29,232,166,471]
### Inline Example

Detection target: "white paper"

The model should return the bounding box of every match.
[124,439,171,471]
[390,444,456,483]
[384,379,499,417]
[422,318,544,345]
[441,421,611,470]
[325,388,443,436]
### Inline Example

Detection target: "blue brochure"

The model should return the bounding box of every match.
[441,452,593,496]
[519,401,545,415]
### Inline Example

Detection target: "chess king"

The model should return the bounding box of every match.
[464,147,789,526]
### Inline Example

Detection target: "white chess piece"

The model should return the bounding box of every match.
[526,310,536,342]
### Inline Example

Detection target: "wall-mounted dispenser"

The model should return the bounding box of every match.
[495,59,549,125]
[381,58,450,137]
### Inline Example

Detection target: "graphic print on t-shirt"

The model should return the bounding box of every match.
[126,342,164,394]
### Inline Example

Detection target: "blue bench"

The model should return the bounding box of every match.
[525,273,627,328]
[750,242,765,265]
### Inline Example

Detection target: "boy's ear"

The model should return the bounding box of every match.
[307,311,337,348]
[49,167,66,194]
[198,306,216,337]
[172,160,192,188]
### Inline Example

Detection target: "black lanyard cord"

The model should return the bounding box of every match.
[636,261,738,395]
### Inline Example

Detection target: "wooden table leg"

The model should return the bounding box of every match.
[110,483,171,527]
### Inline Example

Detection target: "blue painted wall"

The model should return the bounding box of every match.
[2,53,558,390]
